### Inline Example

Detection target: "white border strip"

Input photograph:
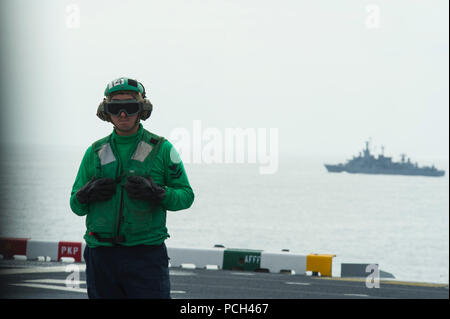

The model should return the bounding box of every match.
[167,247,225,269]
[1,238,314,275]
[260,251,307,274]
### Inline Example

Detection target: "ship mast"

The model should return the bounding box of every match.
[364,140,370,157]
[400,153,406,163]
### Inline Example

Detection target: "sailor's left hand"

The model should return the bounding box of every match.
[124,176,166,203]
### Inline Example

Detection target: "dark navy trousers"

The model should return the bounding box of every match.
[83,243,171,299]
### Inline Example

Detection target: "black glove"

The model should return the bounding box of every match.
[76,177,116,204]
[124,176,166,203]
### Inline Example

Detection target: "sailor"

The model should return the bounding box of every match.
[70,77,194,298]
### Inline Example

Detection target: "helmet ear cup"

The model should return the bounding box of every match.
[140,98,153,121]
[96,99,111,122]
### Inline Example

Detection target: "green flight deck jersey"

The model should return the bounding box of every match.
[70,124,194,248]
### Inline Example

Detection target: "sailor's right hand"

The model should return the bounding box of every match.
[76,177,116,204]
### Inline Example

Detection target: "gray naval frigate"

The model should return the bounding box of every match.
[325,141,445,177]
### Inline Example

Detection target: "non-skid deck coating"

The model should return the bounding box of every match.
[0,260,448,299]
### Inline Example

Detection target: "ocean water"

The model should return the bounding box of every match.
[0,143,448,284]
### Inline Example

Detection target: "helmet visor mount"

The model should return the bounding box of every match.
[104,99,143,116]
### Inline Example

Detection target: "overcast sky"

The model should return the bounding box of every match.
[1,0,448,162]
